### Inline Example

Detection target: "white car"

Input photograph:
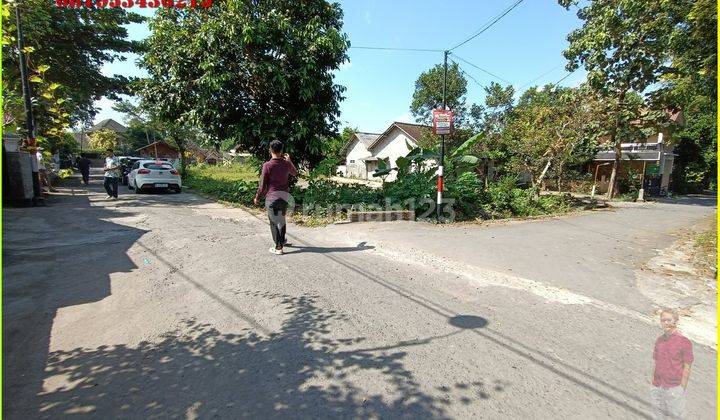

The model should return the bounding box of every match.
[128,160,182,193]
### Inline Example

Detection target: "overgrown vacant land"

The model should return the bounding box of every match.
[183,162,589,224]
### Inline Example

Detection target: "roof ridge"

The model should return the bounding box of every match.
[393,121,430,127]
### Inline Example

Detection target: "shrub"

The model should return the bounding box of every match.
[382,171,436,216]
[184,169,258,206]
[58,168,74,179]
[445,172,487,220]
[293,178,383,217]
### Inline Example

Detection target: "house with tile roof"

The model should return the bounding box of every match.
[340,122,432,181]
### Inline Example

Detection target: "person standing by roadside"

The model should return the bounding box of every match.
[103,149,120,199]
[76,154,91,185]
[36,147,57,192]
[253,140,297,255]
[651,308,693,419]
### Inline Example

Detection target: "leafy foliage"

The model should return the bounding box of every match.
[559,0,685,197]
[1,0,143,125]
[88,129,119,151]
[410,62,467,125]
[140,1,349,167]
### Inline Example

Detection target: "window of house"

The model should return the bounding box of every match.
[349,160,355,163]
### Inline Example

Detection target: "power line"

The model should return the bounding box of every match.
[449,0,525,51]
[449,53,511,85]
[517,64,564,90]
[349,46,444,53]
[552,70,577,86]
[450,58,486,91]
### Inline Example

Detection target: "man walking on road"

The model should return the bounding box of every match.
[103,149,120,200]
[651,308,693,419]
[254,140,297,255]
[76,154,91,185]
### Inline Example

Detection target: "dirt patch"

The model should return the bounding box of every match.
[635,216,717,347]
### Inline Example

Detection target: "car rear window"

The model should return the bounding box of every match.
[143,163,174,170]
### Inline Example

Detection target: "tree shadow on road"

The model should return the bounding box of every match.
[36,292,453,419]
[3,179,147,418]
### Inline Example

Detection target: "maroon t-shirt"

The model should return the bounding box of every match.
[653,331,693,387]
[255,157,297,203]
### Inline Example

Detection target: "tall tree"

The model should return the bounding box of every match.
[2,1,143,126]
[410,62,468,126]
[559,0,684,197]
[112,99,166,151]
[658,0,717,192]
[476,82,515,173]
[504,85,599,191]
[140,1,349,168]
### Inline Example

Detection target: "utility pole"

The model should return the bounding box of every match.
[15,2,42,202]
[436,50,448,219]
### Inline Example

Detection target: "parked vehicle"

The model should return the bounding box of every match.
[118,156,143,185]
[128,160,182,193]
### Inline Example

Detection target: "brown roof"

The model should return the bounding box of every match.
[367,122,432,151]
[136,141,178,153]
[630,108,684,126]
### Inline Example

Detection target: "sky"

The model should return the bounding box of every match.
[93,0,587,134]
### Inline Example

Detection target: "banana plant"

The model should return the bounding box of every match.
[371,132,486,180]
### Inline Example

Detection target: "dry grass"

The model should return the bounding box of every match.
[692,217,717,277]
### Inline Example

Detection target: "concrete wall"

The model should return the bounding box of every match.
[345,138,372,179]
[661,155,674,191]
[367,128,416,181]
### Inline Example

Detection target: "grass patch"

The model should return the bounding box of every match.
[184,163,259,205]
[692,219,717,276]
[186,163,258,182]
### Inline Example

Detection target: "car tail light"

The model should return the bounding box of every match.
[138,169,151,174]
[170,169,179,175]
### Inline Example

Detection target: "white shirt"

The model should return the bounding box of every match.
[104,156,119,178]
[36,151,46,170]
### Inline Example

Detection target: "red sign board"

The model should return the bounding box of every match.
[432,109,453,135]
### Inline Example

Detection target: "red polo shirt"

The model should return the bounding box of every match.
[255,157,297,203]
[653,331,693,388]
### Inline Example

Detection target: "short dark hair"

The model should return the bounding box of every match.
[106,148,114,153]
[269,140,284,154]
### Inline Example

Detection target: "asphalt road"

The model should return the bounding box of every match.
[3,175,716,419]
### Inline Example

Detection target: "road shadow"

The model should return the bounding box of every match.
[283,241,375,255]
[3,178,148,418]
[653,194,716,207]
[35,292,454,419]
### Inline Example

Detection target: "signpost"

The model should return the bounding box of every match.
[432,109,453,136]
[433,107,453,217]
[435,50,451,219]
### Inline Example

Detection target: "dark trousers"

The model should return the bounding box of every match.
[80,169,90,185]
[104,177,118,198]
[267,199,288,248]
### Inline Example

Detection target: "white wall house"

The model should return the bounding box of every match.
[340,122,432,182]
[341,132,380,179]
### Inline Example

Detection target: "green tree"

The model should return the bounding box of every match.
[475,82,515,174]
[88,129,119,151]
[559,0,683,197]
[659,0,717,192]
[140,1,349,168]
[410,62,468,126]
[1,0,143,126]
[504,85,598,191]
[113,99,166,151]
